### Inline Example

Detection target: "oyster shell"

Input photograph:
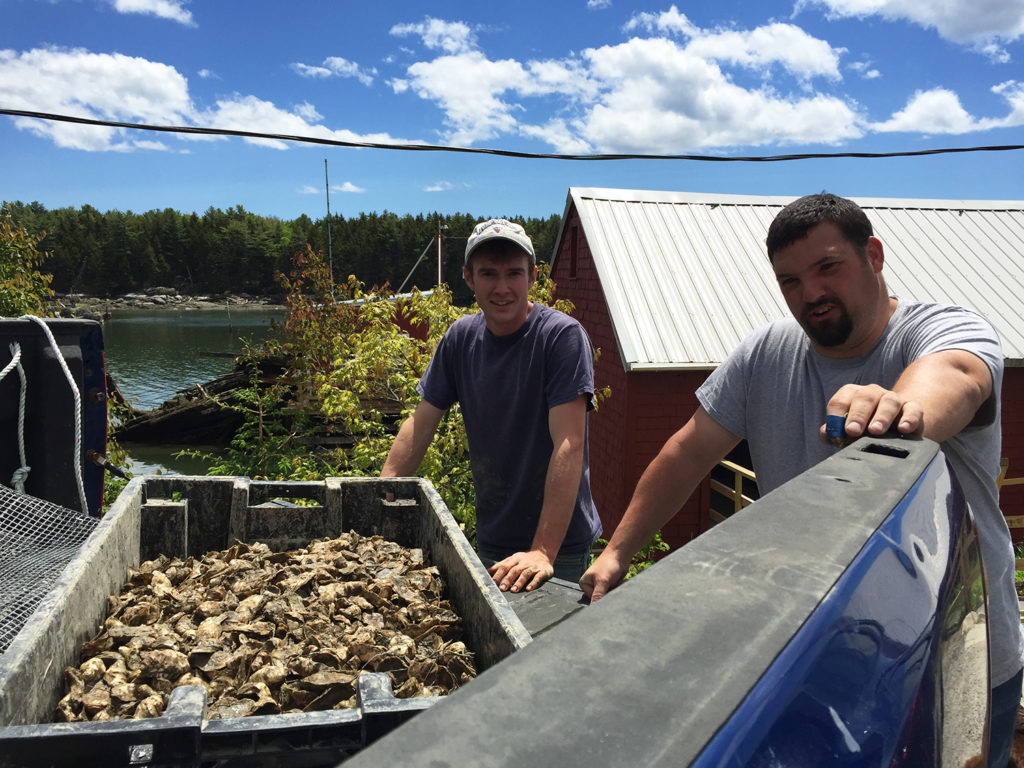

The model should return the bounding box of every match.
[55,531,476,722]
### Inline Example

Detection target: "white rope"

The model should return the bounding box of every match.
[0,344,20,380]
[0,342,30,492]
[17,316,89,514]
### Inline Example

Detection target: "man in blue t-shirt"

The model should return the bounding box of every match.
[581,193,1024,768]
[382,218,601,593]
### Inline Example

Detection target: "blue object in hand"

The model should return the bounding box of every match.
[826,414,847,446]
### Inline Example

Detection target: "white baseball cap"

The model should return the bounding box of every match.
[464,218,535,266]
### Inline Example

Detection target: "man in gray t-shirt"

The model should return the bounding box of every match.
[581,193,1024,768]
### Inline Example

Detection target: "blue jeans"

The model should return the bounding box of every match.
[989,667,1022,768]
[477,545,591,583]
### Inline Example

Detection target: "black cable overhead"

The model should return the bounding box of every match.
[3,107,1024,162]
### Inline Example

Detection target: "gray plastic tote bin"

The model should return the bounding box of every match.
[0,475,531,767]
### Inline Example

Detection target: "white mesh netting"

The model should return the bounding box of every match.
[0,483,97,654]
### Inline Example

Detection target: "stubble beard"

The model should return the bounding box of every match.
[801,298,854,348]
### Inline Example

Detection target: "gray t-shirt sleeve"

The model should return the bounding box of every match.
[416,319,462,411]
[544,321,596,411]
[696,319,795,441]
[888,302,1003,384]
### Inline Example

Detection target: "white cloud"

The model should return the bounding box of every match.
[395,51,534,145]
[0,47,193,151]
[111,0,194,26]
[293,101,322,122]
[624,6,700,37]
[197,68,217,79]
[871,88,980,133]
[391,18,477,55]
[991,80,1024,125]
[0,46,413,153]
[292,63,332,78]
[625,7,842,80]
[291,56,376,86]
[519,118,593,154]
[587,0,612,8]
[388,14,858,152]
[198,94,404,150]
[871,82,1024,134]
[522,59,601,100]
[687,23,842,80]
[580,37,862,151]
[796,0,1024,59]
[299,182,368,196]
[978,42,1011,64]
[425,181,453,192]
[849,60,881,79]
[132,139,171,151]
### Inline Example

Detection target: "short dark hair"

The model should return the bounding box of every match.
[766,192,873,261]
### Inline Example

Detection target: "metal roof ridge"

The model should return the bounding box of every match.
[567,186,1024,210]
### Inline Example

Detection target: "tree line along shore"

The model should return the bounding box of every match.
[5,201,562,308]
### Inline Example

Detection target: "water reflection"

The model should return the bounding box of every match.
[102,307,283,473]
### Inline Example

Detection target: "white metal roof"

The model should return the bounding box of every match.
[558,187,1024,371]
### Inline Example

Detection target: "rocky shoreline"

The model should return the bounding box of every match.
[49,287,285,318]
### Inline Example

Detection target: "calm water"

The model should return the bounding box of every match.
[102,307,284,474]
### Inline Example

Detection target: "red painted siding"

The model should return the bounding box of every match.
[552,208,629,539]
[552,207,711,549]
[393,297,429,341]
[1000,371,1024,536]
[625,371,711,549]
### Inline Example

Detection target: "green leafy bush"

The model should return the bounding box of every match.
[0,204,53,317]
[591,531,670,579]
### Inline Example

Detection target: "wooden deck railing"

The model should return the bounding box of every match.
[999,459,1024,575]
[708,460,758,526]
[710,456,1024,530]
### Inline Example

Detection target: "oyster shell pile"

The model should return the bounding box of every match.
[55,531,476,722]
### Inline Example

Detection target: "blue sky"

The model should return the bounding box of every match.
[2,0,1024,221]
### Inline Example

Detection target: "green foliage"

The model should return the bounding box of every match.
[592,532,671,579]
[0,204,53,317]
[101,395,135,513]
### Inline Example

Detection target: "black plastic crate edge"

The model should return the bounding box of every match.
[0,673,435,768]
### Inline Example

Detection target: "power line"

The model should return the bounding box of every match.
[3,107,1024,162]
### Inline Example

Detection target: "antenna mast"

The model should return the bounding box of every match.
[437,220,447,286]
[324,159,334,288]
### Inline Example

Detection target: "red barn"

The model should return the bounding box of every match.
[548,188,1024,548]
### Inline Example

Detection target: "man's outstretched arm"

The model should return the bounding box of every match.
[381,400,445,477]
[824,349,994,445]
[582,406,739,601]
[489,395,587,593]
